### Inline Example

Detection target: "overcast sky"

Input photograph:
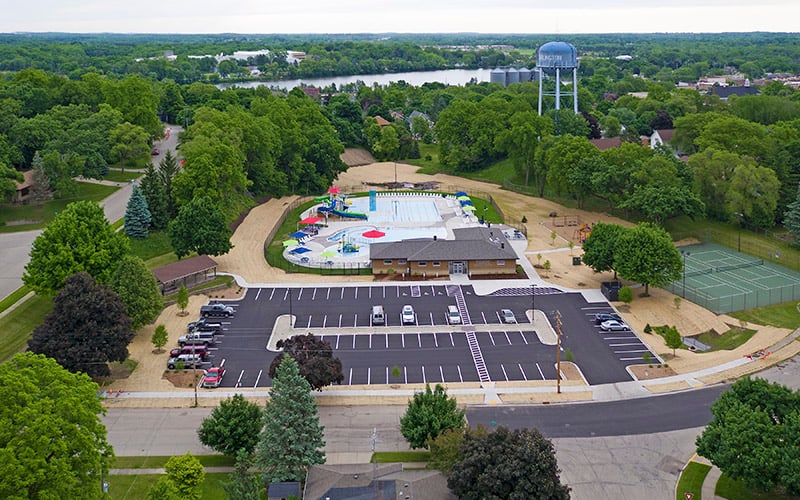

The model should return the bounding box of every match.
[2,1,799,34]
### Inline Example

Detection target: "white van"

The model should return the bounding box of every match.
[371,305,385,325]
[447,305,462,325]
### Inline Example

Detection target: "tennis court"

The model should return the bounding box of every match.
[666,243,800,313]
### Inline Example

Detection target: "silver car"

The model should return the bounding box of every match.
[500,309,517,324]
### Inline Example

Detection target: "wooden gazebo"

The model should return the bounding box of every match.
[152,255,218,295]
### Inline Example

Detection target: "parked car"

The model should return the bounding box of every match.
[167,354,203,369]
[594,312,622,325]
[447,305,462,325]
[178,330,216,347]
[200,303,235,318]
[187,318,222,333]
[600,320,629,331]
[401,305,415,325]
[169,345,209,360]
[500,309,517,324]
[201,366,226,388]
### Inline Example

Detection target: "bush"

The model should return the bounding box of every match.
[644,323,652,334]
[618,286,633,304]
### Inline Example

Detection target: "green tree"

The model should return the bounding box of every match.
[198,394,263,457]
[581,223,629,278]
[689,148,753,221]
[726,163,781,229]
[23,200,130,295]
[139,163,170,230]
[177,284,189,316]
[664,325,683,356]
[255,356,326,483]
[28,272,133,378]
[110,121,150,173]
[147,477,179,500]
[168,196,233,259]
[696,378,800,495]
[110,255,163,330]
[269,334,344,391]
[495,110,553,188]
[428,426,476,474]
[0,162,23,202]
[614,222,682,296]
[164,452,205,500]
[124,185,152,239]
[223,449,261,500]
[400,383,465,449]
[448,426,570,500]
[374,124,400,161]
[152,324,169,353]
[784,184,800,247]
[0,352,113,499]
[618,286,633,304]
[158,150,180,219]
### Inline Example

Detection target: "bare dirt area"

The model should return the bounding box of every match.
[629,364,678,380]
[341,148,375,167]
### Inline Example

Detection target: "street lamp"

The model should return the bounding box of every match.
[530,284,536,326]
[288,288,294,328]
[681,250,690,298]
[735,212,744,252]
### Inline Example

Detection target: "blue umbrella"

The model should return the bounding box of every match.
[290,247,311,255]
[460,200,474,206]
[455,191,467,197]
[290,231,308,239]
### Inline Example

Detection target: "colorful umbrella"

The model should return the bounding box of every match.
[328,186,341,194]
[321,249,338,258]
[283,239,299,247]
[455,191,467,197]
[462,205,476,211]
[362,229,386,238]
[300,216,322,224]
[457,195,470,201]
[290,231,308,239]
[290,247,311,255]
[460,200,474,206]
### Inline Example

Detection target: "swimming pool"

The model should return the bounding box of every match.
[346,197,442,223]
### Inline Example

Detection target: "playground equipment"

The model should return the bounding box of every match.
[316,191,368,220]
[338,237,360,254]
[573,223,592,244]
[552,215,579,227]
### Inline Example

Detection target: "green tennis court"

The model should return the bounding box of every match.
[666,243,800,313]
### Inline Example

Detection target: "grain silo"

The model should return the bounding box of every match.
[505,67,519,85]
[490,68,507,85]
[536,41,579,115]
[517,67,532,83]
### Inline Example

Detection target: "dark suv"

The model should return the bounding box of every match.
[594,312,622,324]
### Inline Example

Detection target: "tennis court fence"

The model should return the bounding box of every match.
[684,259,764,278]
[667,280,800,314]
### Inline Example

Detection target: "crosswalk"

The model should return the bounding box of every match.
[489,286,563,297]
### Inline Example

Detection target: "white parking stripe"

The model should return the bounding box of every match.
[255,288,261,301]
[385,335,388,349]
[489,332,496,346]
[335,335,340,349]
[306,317,311,329]
[417,333,421,348]
[609,342,644,347]
[340,288,344,300]
[348,368,352,385]
[518,363,527,381]
[311,288,317,300]
[520,332,529,345]
[297,288,303,300]
[439,365,444,382]
[536,363,545,380]
[369,335,372,349]
[326,288,331,300]
[269,289,275,301]
[385,366,389,384]
[402,335,405,348]
[404,366,408,384]
[367,367,371,385]
[422,366,426,384]
[482,312,488,324]
[501,364,509,381]
[504,331,512,344]
[322,316,327,328]
[354,288,358,300]
[236,370,245,388]
[368,287,371,299]
[352,336,356,349]
[434,334,438,348]
[283,289,289,300]
[450,333,455,347]
[254,369,262,387]
[457,365,464,382]
[383,286,386,298]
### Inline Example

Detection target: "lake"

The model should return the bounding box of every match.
[216,68,493,90]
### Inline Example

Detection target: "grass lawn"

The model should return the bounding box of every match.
[129,231,174,263]
[113,455,234,469]
[405,143,441,172]
[695,327,757,351]
[0,182,119,233]
[729,302,800,330]
[108,472,233,500]
[675,461,710,500]
[103,170,142,183]
[715,473,794,500]
[0,294,53,363]
[371,451,431,463]
[0,285,31,315]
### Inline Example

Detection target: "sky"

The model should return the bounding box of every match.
[2,0,799,34]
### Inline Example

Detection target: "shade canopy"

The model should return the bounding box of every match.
[290,231,308,239]
[361,229,386,238]
[290,247,311,254]
[300,216,322,224]
[321,250,338,257]
[328,186,341,194]
[460,200,474,206]
[283,239,299,247]
[455,191,467,197]
[462,205,476,211]
[457,195,470,201]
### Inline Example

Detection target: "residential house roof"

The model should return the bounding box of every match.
[590,137,622,150]
[374,116,391,127]
[712,86,760,99]
[14,170,34,191]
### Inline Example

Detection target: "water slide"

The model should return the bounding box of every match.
[332,209,368,220]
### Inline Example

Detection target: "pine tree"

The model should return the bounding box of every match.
[222,449,260,500]
[255,357,326,483]
[30,152,52,206]
[784,183,800,247]
[159,150,180,219]
[140,163,169,230]
[124,185,151,239]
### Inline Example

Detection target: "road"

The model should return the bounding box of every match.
[0,125,182,302]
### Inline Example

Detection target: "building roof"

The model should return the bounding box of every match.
[653,129,675,143]
[712,86,760,99]
[267,481,301,499]
[370,227,517,261]
[305,464,456,500]
[14,170,34,191]
[374,116,391,127]
[152,255,218,284]
[590,137,622,150]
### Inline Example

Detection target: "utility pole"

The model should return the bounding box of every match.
[555,310,563,394]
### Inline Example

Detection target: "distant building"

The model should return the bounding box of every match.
[712,85,760,100]
[650,129,675,149]
[13,170,34,204]
[286,51,307,64]
[373,116,391,128]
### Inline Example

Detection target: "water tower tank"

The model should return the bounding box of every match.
[506,67,519,85]
[537,41,578,69]
[490,68,507,85]
[517,67,532,83]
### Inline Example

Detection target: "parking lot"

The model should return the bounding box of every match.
[180,284,659,389]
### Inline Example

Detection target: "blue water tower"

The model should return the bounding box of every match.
[536,41,579,115]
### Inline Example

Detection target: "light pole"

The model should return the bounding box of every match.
[735,212,744,252]
[530,284,536,327]
[288,288,293,328]
[681,250,690,298]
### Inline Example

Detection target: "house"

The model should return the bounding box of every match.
[304,463,456,500]
[302,86,321,99]
[370,227,518,277]
[589,137,622,151]
[13,170,34,203]
[712,85,760,100]
[650,129,675,149]
[374,116,391,127]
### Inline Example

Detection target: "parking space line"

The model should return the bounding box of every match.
[396,287,400,298]
[536,363,545,380]
[417,333,421,348]
[335,335,340,349]
[385,366,389,384]
[481,312,488,324]
[367,367,371,385]
[404,366,408,384]
[326,288,331,300]
[520,332,529,345]
[422,366,426,383]
[383,286,386,299]
[385,335,388,349]
[269,289,275,301]
[354,314,357,326]
[609,342,644,347]
[297,288,303,300]
[354,288,358,300]
[518,363,528,381]
[322,316,327,328]
[620,356,649,361]
[348,368,352,385]
[352,336,356,349]
[434,334,438,348]
[457,365,464,382]
[501,364,509,381]
[489,332,496,346]
[402,335,405,348]
[369,335,372,349]
[254,369,262,387]
[338,315,342,328]
[283,289,289,301]
[429,312,434,325]
[340,288,344,300]
[504,331,512,344]
[439,365,444,382]
[236,370,245,388]
[615,349,649,354]
[306,317,311,329]
[449,333,455,347]
[311,288,317,300]
[255,288,261,301]
[368,287,371,299]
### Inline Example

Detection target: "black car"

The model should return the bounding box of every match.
[594,312,622,324]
